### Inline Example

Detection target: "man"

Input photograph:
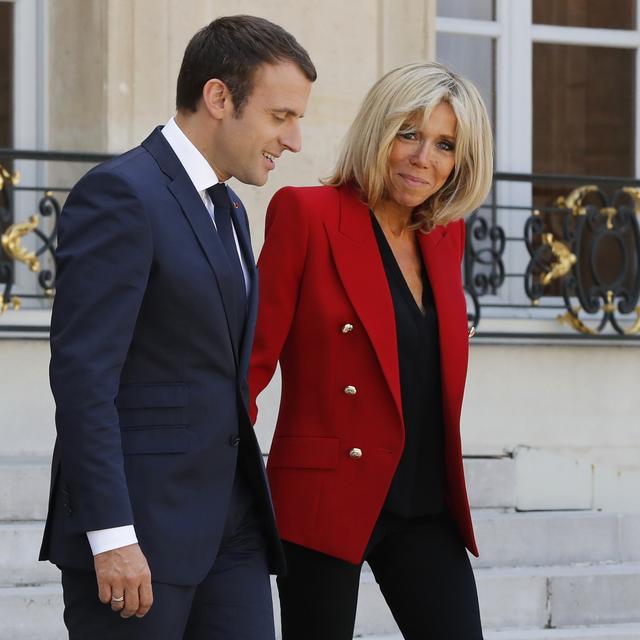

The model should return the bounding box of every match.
[39,15,315,639]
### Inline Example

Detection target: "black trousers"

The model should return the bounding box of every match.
[277,511,483,640]
[60,470,275,640]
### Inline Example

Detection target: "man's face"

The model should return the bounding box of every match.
[213,62,312,186]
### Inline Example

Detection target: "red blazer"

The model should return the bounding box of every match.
[249,184,477,564]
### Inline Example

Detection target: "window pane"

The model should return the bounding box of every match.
[533,43,634,177]
[533,0,635,30]
[437,0,495,21]
[533,43,635,296]
[0,2,12,148]
[436,33,495,133]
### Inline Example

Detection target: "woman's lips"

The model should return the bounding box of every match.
[399,173,428,186]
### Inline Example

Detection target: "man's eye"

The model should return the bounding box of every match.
[272,113,287,122]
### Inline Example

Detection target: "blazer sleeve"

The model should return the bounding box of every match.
[458,217,467,263]
[248,187,310,424]
[49,169,153,534]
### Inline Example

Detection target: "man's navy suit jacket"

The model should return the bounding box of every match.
[40,127,284,585]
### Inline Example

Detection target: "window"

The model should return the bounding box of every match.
[436,33,496,132]
[438,0,495,21]
[533,43,634,180]
[436,0,640,327]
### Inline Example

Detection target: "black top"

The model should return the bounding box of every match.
[371,213,446,518]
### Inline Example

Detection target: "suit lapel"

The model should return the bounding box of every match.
[142,128,241,362]
[325,186,403,422]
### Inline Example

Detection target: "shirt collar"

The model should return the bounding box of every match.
[161,117,220,193]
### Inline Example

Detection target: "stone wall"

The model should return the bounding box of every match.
[6,337,638,513]
[46,0,437,247]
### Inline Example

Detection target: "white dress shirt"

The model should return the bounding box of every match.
[87,117,249,555]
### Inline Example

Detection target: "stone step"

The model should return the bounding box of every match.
[485,627,640,639]
[0,456,51,521]
[354,564,548,635]
[543,563,640,628]
[0,584,65,640]
[354,563,640,636]
[472,510,640,568]
[464,456,516,509]
[6,510,639,586]
[363,625,640,639]
[0,522,59,586]
[0,454,523,525]
[0,456,513,523]
[3,572,640,640]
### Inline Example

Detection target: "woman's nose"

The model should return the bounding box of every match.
[410,142,432,168]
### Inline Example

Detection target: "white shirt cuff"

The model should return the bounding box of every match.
[86,525,138,556]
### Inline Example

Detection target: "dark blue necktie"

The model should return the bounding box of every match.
[206,183,247,334]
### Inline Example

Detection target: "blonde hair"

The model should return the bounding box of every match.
[324,62,493,230]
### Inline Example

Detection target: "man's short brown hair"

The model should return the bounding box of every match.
[176,15,317,114]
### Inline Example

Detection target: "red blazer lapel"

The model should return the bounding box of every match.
[418,224,468,426]
[324,186,403,423]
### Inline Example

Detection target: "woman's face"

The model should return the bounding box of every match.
[385,101,457,212]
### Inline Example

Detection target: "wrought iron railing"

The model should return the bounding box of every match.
[464,172,640,339]
[0,149,112,320]
[0,149,639,340]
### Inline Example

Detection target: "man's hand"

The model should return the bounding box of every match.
[94,543,153,618]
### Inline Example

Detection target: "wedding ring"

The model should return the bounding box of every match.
[111,595,125,603]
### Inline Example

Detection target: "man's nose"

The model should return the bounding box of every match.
[281,120,302,154]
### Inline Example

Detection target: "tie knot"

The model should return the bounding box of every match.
[207,183,229,211]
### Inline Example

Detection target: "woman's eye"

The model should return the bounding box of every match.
[438,140,455,152]
[398,131,417,141]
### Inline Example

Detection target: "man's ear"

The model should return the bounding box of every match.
[202,79,232,120]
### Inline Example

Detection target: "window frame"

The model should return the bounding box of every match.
[0,0,50,326]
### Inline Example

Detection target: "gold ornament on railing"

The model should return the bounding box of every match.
[557,291,640,337]
[558,185,628,229]
[1,215,41,272]
[0,164,25,316]
[621,187,640,214]
[557,307,597,335]
[0,293,21,314]
[0,164,20,191]
[623,310,640,335]
[1,176,59,317]
[539,233,577,286]
[556,185,597,216]
[601,291,640,336]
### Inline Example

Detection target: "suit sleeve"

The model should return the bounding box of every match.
[248,187,310,424]
[50,169,153,534]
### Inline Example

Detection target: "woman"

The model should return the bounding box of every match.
[249,62,493,639]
